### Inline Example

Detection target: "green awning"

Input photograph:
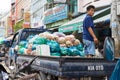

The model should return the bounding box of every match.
[59,7,110,33]
[59,22,83,32]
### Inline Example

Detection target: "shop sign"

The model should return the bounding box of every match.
[44,4,68,24]
[78,0,111,13]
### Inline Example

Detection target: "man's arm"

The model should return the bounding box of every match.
[88,27,98,44]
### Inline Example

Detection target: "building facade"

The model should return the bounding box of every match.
[43,0,79,30]
[30,0,47,28]
[10,0,16,31]
[10,0,31,31]
[16,0,31,22]
[0,12,12,37]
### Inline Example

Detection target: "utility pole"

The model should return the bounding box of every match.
[111,0,120,51]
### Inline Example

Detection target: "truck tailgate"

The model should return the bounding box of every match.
[17,55,117,77]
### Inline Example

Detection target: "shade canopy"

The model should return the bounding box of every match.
[59,7,110,33]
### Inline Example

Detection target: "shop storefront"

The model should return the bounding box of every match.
[59,7,110,33]
[44,4,68,30]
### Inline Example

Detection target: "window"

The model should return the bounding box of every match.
[20,9,24,19]
[11,4,15,14]
[44,3,53,11]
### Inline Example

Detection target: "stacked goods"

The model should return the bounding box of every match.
[29,35,47,45]
[17,32,84,57]
[18,41,27,54]
[0,38,7,45]
[47,40,60,56]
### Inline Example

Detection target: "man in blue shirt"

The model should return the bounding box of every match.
[83,5,98,58]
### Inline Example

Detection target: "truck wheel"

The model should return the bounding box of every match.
[35,72,47,80]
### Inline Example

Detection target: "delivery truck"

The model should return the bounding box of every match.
[1,0,120,80]
[5,28,116,80]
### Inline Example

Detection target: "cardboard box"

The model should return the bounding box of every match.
[36,45,50,56]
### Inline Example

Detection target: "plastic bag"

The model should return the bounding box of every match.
[0,39,4,44]
[25,43,28,48]
[79,50,85,57]
[19,41,27,48]
[34,37,47,44]
[18,48,26,54]
[27,35,34,41]
[32,44,39,50]
[47,40,60,52]
[76,44,84,51]
[51,52,61,56]
[53,32,66,37]
[60,47,68,56]
[29,35,39,43]
[68,46,79,56]
[29,35,47,44]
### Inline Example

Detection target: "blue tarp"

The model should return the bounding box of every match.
[110,59,120,80]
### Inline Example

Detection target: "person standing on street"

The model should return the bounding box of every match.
[83,5,98,58]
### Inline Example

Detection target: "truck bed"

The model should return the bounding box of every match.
[16,54,117,78]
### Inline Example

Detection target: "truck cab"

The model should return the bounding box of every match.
[6,1,120,79]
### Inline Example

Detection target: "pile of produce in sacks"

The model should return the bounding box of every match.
[0,38,7,45]
[17,31,84,57]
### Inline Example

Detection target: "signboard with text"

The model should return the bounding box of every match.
[44,4,68,24]
[78,0,111,13]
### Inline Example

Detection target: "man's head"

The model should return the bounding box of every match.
[87,5,95,16]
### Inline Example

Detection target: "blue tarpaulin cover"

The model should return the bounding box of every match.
[110,59,120,80]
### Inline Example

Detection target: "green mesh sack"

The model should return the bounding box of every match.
[60,47,68,56]
[76,44,84,51]
[47,40,60,52]
[29,35,47,44]
[0,39,4,44]
[51,52,61,56]
[32,44,39,50]
[19,41,27,48]
[78,50,85,57]
[68,46,79,56]
[18,48,26,54]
